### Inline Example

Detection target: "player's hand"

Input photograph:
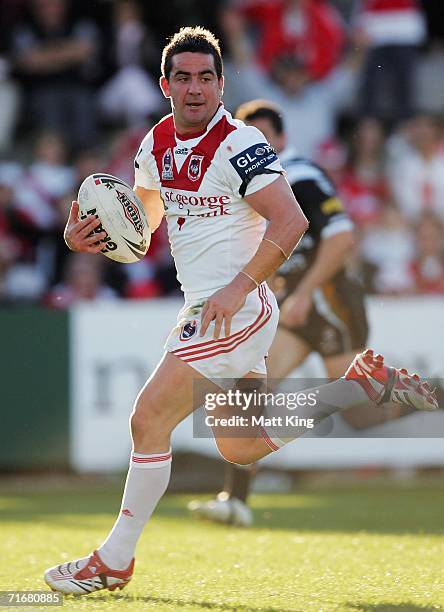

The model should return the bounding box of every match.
[63,201,106,254]
[280,290,313,328]
[200,282,248,340]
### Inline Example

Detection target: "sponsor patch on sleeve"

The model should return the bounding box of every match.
[321,197,344,215]
[229,143,278,181]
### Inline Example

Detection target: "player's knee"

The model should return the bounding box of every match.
[216,440,254,466]
[130,399,165,439]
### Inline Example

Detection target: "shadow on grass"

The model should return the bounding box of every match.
[1,487,444,535]
[346,603,439,612]
[88,592,297,611]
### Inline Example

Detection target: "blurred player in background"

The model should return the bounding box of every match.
[44,29,436,596]
[188,100,416,526]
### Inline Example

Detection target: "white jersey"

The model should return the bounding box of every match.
[134,105,282,300]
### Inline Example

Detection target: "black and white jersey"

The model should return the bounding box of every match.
[277,149,354,294]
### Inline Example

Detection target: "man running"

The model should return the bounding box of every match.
[44,28,437,596]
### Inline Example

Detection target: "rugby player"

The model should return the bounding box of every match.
[44,28,437,595]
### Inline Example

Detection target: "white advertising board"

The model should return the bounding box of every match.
[70,299,181,471]
[70,297,444,471]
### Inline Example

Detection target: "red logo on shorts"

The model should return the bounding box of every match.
[122,508,134,517]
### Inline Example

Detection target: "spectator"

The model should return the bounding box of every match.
[98,0,164,127]
[105,125,152,187]
[353,0,426,122]
[0,163,22,302]
[359,205,415,293]
[338,117,389,230]
[314,137,347,186]
[45,252,117,308]
[222,8,363,157]
[50,146,105,288]
[388,114,444,223]
[15,131,75,234]
[11,0,100,150]
[73,147,105,187]
[415,40,444,114]
[0,1,22,153]
[234,0,345,80]
[0,56,20,154]
[0,161,49,302]
[9,131,75,294]
[411,213,444,294]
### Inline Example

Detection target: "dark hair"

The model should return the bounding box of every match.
[161,26,223,80]
[235,100,284,135]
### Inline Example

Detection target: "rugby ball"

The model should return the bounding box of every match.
[78,173,150,263]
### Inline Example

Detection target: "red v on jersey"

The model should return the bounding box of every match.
[152,112,237,191]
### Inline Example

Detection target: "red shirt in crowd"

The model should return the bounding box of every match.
[238,0,345,79]
[338,168,388,228]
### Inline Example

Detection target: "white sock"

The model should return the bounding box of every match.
[98,449,172,570]
[260,378,370,451]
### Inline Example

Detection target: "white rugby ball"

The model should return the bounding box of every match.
[78,173,150,264]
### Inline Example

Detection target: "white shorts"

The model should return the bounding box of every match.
[165,283,279,382]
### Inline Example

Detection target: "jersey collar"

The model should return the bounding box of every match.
[175,104,227,143]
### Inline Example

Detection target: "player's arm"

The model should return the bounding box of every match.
[296,230,354,295]
[134,187,164,233]
[281,175,354,327]
[241,175,308,282]
[281,229,354,327]
[133,133,164,232]
[201,176,308,339]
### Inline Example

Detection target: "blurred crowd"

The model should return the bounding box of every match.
[1,0,444,307]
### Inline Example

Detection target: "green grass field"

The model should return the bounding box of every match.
[0,478,443,612]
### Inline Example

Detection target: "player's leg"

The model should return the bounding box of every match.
[325,349,395,429]
[328,351,417,429]
[189,370,266,527]
[326,350,376,429]
[315,278,398,430]
[266,327,312,379]
[44,352,213,595]
[212,329,314,464]
[97,352,213,567]
[212,286,436,464]
[214,350,438,465]
[211,325,313,463]
[188,464,256,526]
[189,329,311,524]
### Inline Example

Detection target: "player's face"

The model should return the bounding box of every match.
[160,52,224,134]
[246,117,286,153]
